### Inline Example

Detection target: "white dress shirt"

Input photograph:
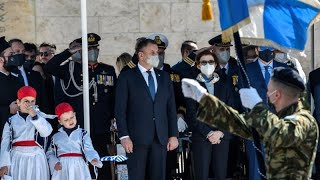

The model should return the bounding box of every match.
[138,63,158,93]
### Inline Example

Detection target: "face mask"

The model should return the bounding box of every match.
[146,55,160,68]
[158,54,165,68]
[216,51,230,64]
[8,54,25,66]
[274,53,286,62]
[200,64,216,77]
[259,50,274,62]
[88,49,99,62]
[267,90,277,110]
[72,51,82,61]
[23,59,35,71]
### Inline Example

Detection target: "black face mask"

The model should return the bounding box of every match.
[4,54,25,72]
[7,54,26,67]
[258,50,274,63]
[23,59,35,71]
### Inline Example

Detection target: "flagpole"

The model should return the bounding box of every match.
[80,0,90,132]
[311,24,315,71]
[233,32,266,179]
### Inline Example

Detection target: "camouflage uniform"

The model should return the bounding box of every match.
[197,94,318,180]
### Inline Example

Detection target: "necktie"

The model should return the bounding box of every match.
[220,68,227,80]
[147,71,155,101]
[264,66,270,86]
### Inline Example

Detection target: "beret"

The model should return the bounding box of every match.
[272,67,305,91]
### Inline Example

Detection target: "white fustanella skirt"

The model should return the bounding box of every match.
[51,157,91,180]
[9,146,50,180]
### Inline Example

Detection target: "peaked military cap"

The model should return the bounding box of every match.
[208,34,233,47]
[272,67,305,91]
[147,33,168,49]
[76,33,101,47]
[0,36,10,54]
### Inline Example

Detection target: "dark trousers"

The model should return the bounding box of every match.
[192,137,230,180]
[127,138,167,180]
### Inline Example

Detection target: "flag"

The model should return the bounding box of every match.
[217,0,320,51]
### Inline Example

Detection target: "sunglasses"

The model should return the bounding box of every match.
[259,46,274,51]
[200,60,216,66]
[39,52,53,57]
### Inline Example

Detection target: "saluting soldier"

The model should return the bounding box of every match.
[182,67,318,179]
[44,33,116,179]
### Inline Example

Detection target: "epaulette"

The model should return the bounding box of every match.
[183,56,194,66]
[127,60,137,69]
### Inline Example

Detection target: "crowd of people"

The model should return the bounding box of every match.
[0,32,319,180]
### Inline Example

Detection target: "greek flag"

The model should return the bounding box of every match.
[101,155,128,162]
[217,0,320,50]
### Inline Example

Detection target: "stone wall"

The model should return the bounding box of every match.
[1,0,319,75]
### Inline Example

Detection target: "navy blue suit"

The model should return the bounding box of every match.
[245,59,287,180]
[115,66,178,180]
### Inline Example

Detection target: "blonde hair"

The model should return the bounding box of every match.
[116,52,132,72]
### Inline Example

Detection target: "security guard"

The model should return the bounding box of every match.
[182,67,318,179]
[44,33,116,179]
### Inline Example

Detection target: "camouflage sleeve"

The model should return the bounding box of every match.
[198,94,253,140]
[248,103,316,147]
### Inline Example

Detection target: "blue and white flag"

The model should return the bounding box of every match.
[101,155,128,162]
[217,0,320,51]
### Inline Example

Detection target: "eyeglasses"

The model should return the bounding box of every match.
[200,60,216,65]
[259,46,274,51]
[39,52,53,57]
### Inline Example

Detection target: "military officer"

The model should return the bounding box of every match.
[209,35,246,178]
[44,33,116,179]
[172,40,198,79]
[182,67,318,179]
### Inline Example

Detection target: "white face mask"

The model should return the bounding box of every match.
[200,64,216,77]
[146,55,160,68]
[275,53,286,62]
[216,51,230,64]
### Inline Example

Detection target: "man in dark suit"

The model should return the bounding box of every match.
[245,46,287,180]
[115,38,179,180]
[8,38,49,113]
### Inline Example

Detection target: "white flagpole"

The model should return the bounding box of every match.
[80,0,90,132]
